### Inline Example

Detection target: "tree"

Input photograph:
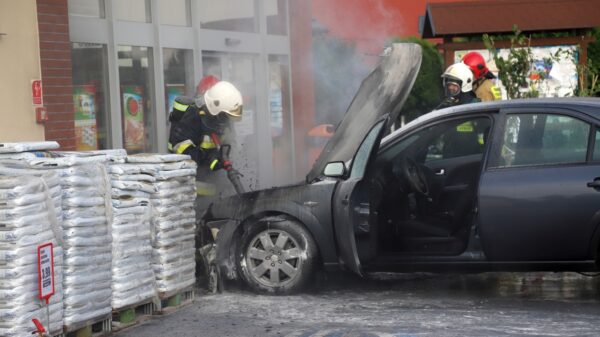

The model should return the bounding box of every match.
[393,37,444,123]
[575,27,600,97]
[483,26,539,99]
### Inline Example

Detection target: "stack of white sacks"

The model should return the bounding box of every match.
[0,143,200,329]
[127,154,197,294]
[108,154,157,309]
[0,155,113,328]
[55,149,158,309]
[0,174,64,336]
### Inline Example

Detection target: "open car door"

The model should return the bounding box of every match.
[309,43,422,275]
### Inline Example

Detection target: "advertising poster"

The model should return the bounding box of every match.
[122,86,145,151]
[455,45,578,98]
[166,84,186,116]
[73,84,98,151]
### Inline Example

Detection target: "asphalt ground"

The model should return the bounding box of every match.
[115,272,600,337]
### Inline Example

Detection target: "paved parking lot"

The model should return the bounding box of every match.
[116,272,600,337]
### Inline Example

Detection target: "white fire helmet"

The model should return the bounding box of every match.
[441,62,473,96]
[204,81,243,118]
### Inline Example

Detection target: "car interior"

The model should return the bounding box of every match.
[353,116,492,261]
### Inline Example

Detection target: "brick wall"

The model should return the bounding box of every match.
[36,0,75,150]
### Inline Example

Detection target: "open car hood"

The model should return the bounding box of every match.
[306,43,422,183]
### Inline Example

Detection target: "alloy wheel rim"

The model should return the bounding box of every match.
[245,229,303,288]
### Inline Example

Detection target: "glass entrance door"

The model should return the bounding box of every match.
[202,52,262,191]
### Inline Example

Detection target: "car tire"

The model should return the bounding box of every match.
[236,217,318,294]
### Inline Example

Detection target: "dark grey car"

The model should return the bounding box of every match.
[202,43,600,294]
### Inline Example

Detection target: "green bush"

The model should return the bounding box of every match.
[393,37,444,124]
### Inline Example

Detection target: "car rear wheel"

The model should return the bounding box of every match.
[237,218,318,294]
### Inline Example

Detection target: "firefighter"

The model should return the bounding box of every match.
[435,62,480,110]
[168,81,243,287]
[168,80,243,185]
[461,51,502,101]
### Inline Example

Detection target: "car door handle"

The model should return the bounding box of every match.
[435,169,445,176]
[341,196,349,205]
[587,179,600,189]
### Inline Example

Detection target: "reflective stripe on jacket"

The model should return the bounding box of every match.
[474,78,501,101]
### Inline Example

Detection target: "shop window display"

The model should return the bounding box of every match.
[118,45,156,153]
[163,48,195,125]
[269,55,293,184]
[71,43,111,150]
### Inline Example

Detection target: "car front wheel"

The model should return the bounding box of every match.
[237,218,318,294]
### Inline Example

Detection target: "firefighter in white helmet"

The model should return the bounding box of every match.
[168,80,243,187]
[168,80,243,286]
[435,62,480,110]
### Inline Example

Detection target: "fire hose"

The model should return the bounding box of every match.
[210,133,245,195]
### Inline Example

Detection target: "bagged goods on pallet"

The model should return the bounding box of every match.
[108,162,157,309]
[127,154,197,294]
[0,175,64,336]
[0,141,60,154]
[0,156,113,327]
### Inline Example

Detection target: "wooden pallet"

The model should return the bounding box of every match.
[62,313,111,337]
[51,330,64,337]
[111,299,155,332]
[153,286,195,314]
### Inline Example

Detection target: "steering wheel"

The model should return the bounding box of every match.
[400,157,429,196]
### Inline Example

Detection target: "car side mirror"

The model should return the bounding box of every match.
[323,162,346,177]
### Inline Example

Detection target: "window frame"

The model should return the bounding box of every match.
[488,108,595,170]
[377,113,496,169]
[588,125,600,163]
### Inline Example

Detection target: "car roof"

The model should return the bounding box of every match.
[383,97,600,145]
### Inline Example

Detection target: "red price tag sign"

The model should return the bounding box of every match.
[37,243,55,304]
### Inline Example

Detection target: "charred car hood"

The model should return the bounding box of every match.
[206,181,317,220]
[306,43,422,183]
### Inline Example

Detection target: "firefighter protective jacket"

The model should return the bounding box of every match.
[473,77,502,102]
[168,96,220,169]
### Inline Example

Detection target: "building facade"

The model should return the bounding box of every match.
[0,0,46,142]
[0,0,310,189]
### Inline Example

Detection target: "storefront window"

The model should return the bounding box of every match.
[202,55,223,79]
[115,0,151,23]
[159,0,190,26]
[71,43,110,150]
[265,0,288,35]
[68,0,105,18]
[269,55,293,184]
[199,0,257,33]
[118,46,156,153]
[163,49,194,123]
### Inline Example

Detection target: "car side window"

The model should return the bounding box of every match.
[424,118,491,162]
[496,113,590,167]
